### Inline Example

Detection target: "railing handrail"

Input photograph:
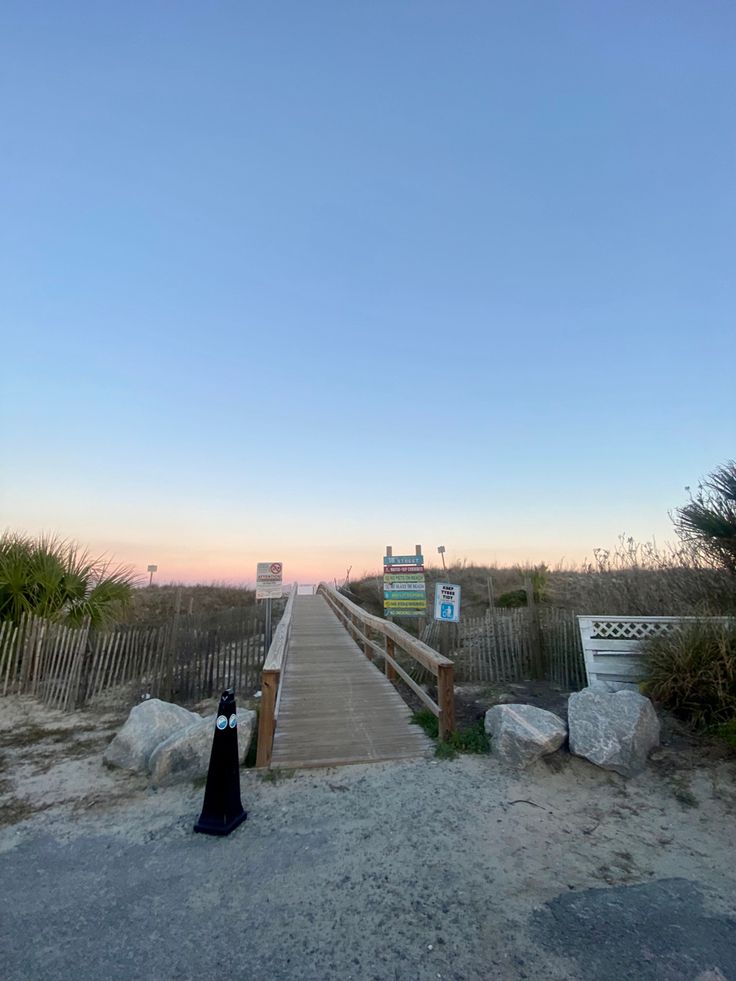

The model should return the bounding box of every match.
[263,583,298,672]
[256,582,298,768]
[317,582,456,740]
[317,583,453,672]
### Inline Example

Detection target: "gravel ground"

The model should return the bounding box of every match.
[1,697,735,981]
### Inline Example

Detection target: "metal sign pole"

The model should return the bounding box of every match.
[265,597,273,654]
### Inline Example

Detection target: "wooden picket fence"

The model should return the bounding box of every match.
[0,607,270,712]
[422,606,586,690]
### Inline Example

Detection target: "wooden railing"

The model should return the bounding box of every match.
[255,583,298,767]
[317,583,456,740]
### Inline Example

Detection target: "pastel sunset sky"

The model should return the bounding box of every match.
[2,2,734,586]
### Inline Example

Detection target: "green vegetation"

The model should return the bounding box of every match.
[411,708,490,760]
[497,588,527,608]
[674,461,736,574]
[713,719,736,748]
[0,532,137,628]
[643,620,736,728]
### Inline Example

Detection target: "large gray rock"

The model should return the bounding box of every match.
[148,708,257,786]
[149,715,214,787]
[103,699,200,773]
[235,708,257,765]
[484,704,567,768]
[568,688,660,777]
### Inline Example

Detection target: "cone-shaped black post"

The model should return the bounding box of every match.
[194,688,247,836]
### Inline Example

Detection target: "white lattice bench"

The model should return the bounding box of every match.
[576,616,729,692]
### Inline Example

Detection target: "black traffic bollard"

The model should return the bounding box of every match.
[193,688,247,836]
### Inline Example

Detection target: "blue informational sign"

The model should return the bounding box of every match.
[433,583,461,623]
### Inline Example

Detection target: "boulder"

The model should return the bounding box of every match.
[235,708,257,765]
[103,699,200,773]
[484,704,567,768]
[568,688,660,777]
[149,715,215,786]
[148,708,257,786]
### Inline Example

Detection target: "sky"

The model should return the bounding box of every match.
[1,1,735,586]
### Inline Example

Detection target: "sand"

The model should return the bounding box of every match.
[0,694,735,980]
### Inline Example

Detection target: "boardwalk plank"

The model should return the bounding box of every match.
[270,595,432,768]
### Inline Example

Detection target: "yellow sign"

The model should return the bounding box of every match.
[383,599,428,609]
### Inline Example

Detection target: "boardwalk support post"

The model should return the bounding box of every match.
[437,663,455,741]
[256,668,280,768]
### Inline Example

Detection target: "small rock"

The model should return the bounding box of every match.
[484,704,567,768]
[567,688,660,777]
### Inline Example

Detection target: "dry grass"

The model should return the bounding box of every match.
[643,620,736,728]
[120,583,257,625]
[349,537,736,620]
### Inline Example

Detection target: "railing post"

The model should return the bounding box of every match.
[437,663,455,741]
[256,668,280,768]
[363,623,373,661]
[385,636,397,680]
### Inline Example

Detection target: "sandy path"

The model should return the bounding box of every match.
[0,696,735,980]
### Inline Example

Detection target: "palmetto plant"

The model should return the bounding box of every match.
[674,462,736,574]
[0,532,138,628]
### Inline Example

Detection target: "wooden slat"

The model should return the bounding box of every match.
[270,594,432,769]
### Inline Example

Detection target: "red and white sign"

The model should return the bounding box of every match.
[256,561,283,600]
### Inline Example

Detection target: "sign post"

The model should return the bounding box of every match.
[256,562,283,653]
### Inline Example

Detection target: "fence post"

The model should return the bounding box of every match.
[163,588,182,700]
[525,576,545,679]
[437,662,455,741]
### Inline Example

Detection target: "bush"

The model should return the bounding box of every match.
[497,589,527,608]
[0,532,136,628]
[643,621,736,728]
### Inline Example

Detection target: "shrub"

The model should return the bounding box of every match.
[674,461,736,573]
[0,532,137,628]
[497,589,527,608]
[643,620,736,728]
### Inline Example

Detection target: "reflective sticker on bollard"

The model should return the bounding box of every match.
[216,715,228,730]
[229,714,237,728]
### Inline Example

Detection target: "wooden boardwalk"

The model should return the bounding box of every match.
[270,595,432,768]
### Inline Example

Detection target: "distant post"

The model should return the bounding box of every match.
[147,564,158,587]
[525,575,545,679]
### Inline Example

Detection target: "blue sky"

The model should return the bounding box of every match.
[2,2,734,583]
